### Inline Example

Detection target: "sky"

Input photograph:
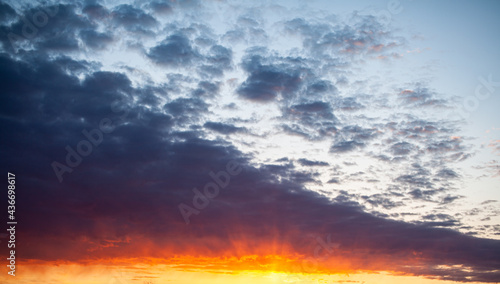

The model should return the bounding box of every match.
[0,0,499,283]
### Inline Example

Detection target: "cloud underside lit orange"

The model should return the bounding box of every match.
[10,236,491,284]
[3,256,491,284]
[14,200,500,283]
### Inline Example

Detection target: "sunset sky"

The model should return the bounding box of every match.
[1,0,500,283]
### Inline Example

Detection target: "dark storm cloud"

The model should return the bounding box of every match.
[33,4,88,51]
[0,3,91,52]
[0,54,137,188]
[0,54,103,120]
[0,2,132,53]
[0,2,16,22]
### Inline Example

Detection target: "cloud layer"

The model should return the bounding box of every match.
[0,1,498,282]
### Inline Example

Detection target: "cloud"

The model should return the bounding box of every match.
[237,52,303,102]
[0,1,494,282]
[203,122,247,135]
[222,15,268,44]
[164,97,209,126]
[362,194,404,209]
[199,44,233,77]
[79,29,114,50]
[147,1,173,15]
[4,129,499,281]
[479,160,500,177]
[148,33,199,67]
[330,126,378,153]
[330,140,365,153]
[398,85,448,108]
[390,141,416,156]
[335,97,365,111]
[82,3,110,20]
[297,158,329,167]
[2,51,491,281]
[0,2,16,23]
[146,26,232,77]
[284,14,399,58]
[488,139,500,154]
[307,79,337,95]
[436,168,459,179]
[0,3,93,52]
[111,4,157,31]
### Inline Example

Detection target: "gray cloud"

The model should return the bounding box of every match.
[203,121,247,135]
[148,33,198,67]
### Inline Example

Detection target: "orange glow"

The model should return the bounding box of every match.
[0,258,492,284]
